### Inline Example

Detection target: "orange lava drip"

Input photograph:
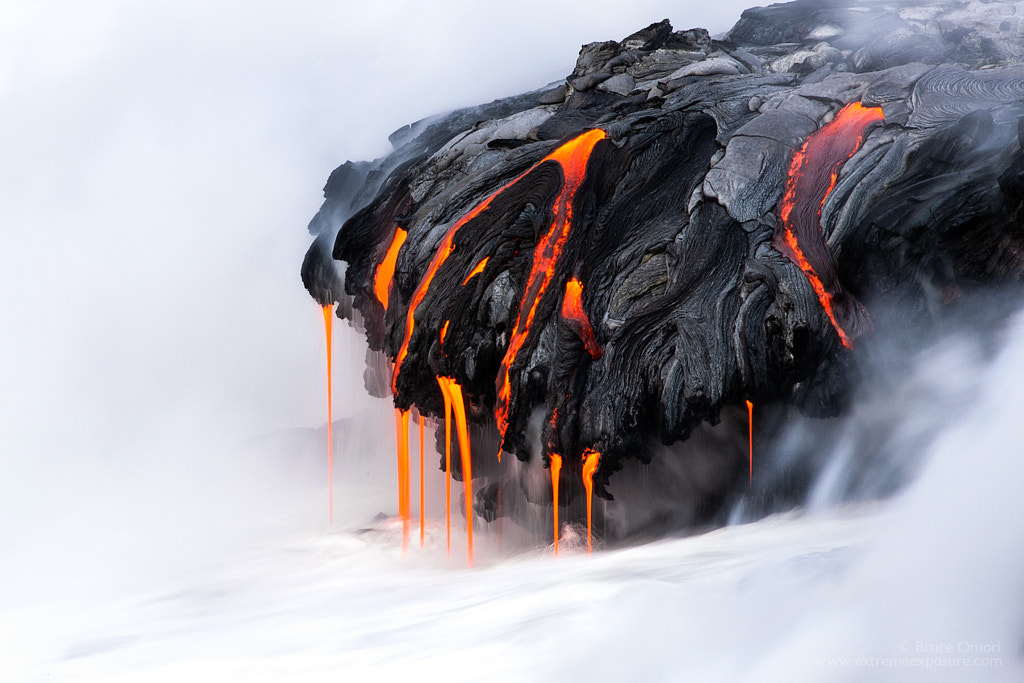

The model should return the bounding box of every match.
[778,102,883,349]
[461,256,489,285]
[745,400,754,483]
[322,305,334,524]
[418,411,425,548]
[394,408,411,552]
[581,449,601,553]
[438,376,474,566]
[440,320,450,346]
[495,129,606,440]
[373,227,407,311]
[561,277,603,359]
[437,376,453,557]
[550,453,562,555]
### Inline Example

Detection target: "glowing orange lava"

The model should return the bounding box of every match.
[581,448,601,553]
[561,277,603,359]
[550,453,562,555]
[393,129,606,400]
[461,256,489,285]
[438,376,474,566]
[437,376,453,557]
[745,400,754,483]
[418,410,425,548]
[394,408,411,551]
[778,102,883,348]
[373,227,407,312]
[495,129,607,441]
[322,305,334,524]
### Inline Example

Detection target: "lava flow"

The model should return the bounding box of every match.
[581,448,601,553]
[322,305,334,524]
[561,276,603,359]
[437,376,452,556]
[495,128,606,442]
[418,411,425,548]
[550,453,562,555]
[394,408,411,551]
[373,227,407,311]
[745,400,754,483]
[461,256,489,285]
[777,102,883,348]
[437,376,474,566]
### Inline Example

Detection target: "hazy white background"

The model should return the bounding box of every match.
[2,1,1022,680]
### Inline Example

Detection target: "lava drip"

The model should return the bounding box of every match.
[745,400,754,483]
[394,408,411,551]
[418,411,425,548]
[776,102,883,348]
[560,276,603,359]
[321,305,334,524]
[373,227,407,311]
[495,128,607,444]
[437,376,474,566]
[461,256,489,285]
[437,376,452,557]
[550,453,562,555]
[581,448,601,553]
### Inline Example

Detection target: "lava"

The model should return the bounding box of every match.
[581,448,601,553]
[437,376,474,566]
[495,128,607,443]
[373,227,407,312]
[745,400,754,483]
[322,305,334,524]
[437,376,453,557]
[418,411,425,548]
[550,453,563,555]
[394,408,411,551]
[461,256,489,285]
[777,102,883,348]
[561,276,603,359]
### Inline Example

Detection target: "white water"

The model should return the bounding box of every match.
[2,1,1022,681]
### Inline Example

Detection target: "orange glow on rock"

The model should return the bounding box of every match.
[777,102,883,349]
[561,277,603,359]
[581,448,601,553]
[550,453,562,556]
[461,256,489,285]
[437,377,453,557]
[438,376,474,567]
[322,305,334,524]
[495,129,606,442]
[373,227,407,312]
[745,400,754,483]
[394,408,411,552]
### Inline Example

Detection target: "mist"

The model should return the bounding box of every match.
[3,0,1022,680]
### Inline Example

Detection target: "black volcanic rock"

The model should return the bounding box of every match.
[302,0,1024,538]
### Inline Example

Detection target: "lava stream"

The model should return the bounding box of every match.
[550,453,562,556]
[394,408,411,551]
[321,305,334,524]
[777,102,883,348]
[461,256,489,285]
[437,377,453,557]
[581,449,601,553]
[746,400,754,483]
[495,129,606,442]
[561,276,602,359]
[437,376,474,566]
[373,227,407,312]
[418,411,425,548]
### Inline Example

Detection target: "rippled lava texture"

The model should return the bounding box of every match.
[303,0,1024,517]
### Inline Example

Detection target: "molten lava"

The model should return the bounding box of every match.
[745,400,754,483]
[561,276,603,359]
[777,102,883,348]
[394,408,411,551]
[437,376,474,566]
[549,453,563,555]
[495,129,607,442]
[461,256,489,285]
[437,376,453,557]
[373,227,407,312]
[418,411,425,548]
[321,305,334,524]
[581,448,601,553]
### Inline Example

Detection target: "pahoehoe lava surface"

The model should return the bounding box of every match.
[303,0,1024,539]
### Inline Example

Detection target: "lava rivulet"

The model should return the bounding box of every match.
[461,256,489,285]
[437,376,474,566]
[745,400,754,483]
[561,276,603,359]
[322,305,334,524]
[550,453,563,555]
[373,227,407,312]
[777,102,883,348]
[495,128,606,444]
[581,449,601,553]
